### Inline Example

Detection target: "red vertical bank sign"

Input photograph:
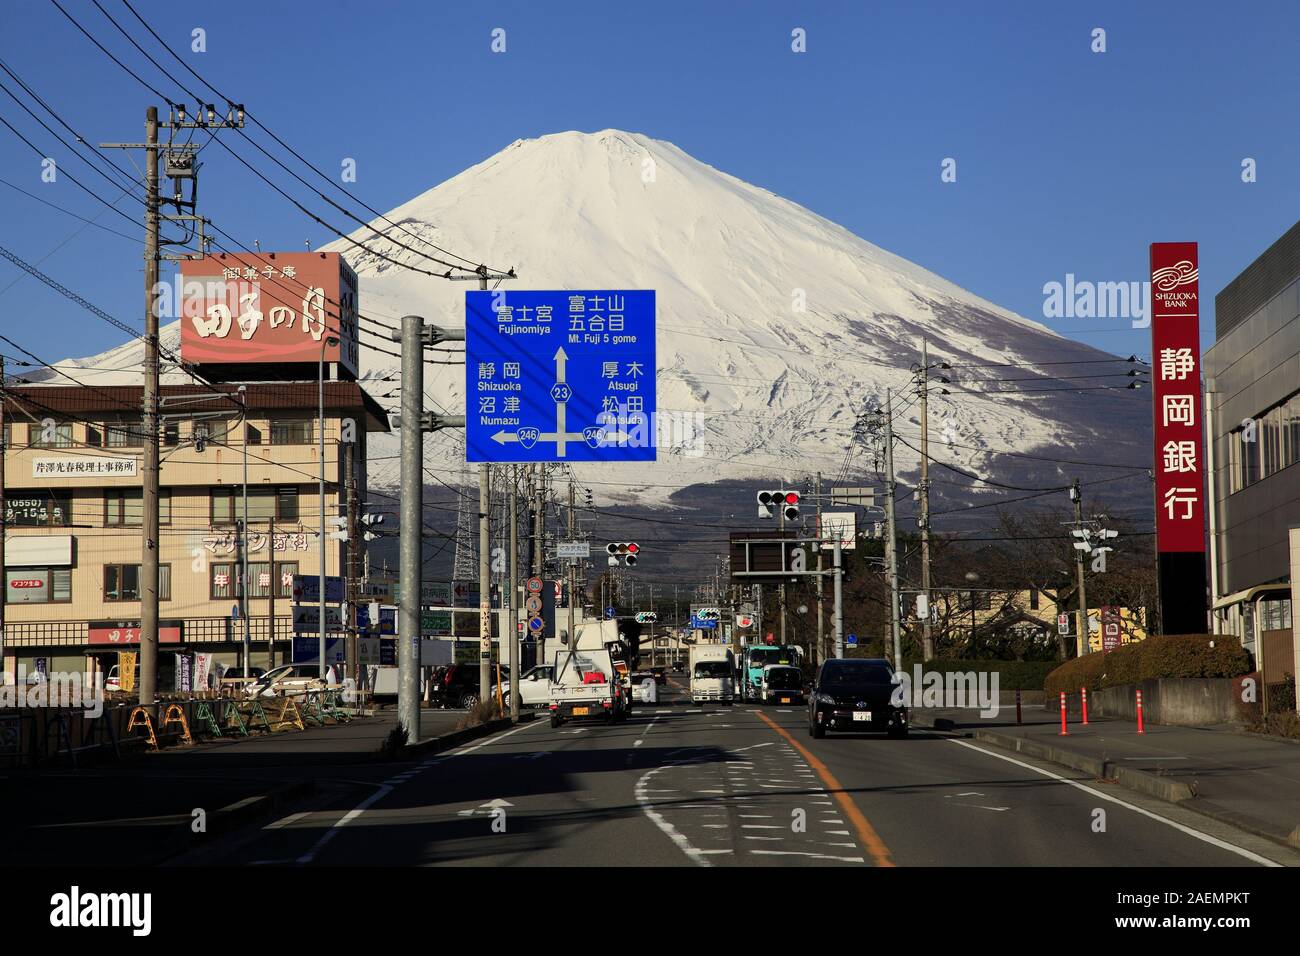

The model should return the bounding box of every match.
[1149,242,1207,633]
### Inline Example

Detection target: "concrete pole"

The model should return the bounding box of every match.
[319,336,328,684]
[139,105,160,706]
[398,315,423,741]
[884,389,903,668]
[1073,479,1089,658]
[833,539,843,657]
[479,463,491,705]
[815,471,823,667]
[509,464,519,721]
[919,338,934,660]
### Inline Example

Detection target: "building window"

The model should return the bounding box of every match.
[30,421,73,448]
[106,487,171,526]
[271,420,313,445]
[87,420,140,448]
[192,418,231,450]
[5,568,71,603]
[246,422,263,446]
[211,486,299,525]
[211,561,296,600]
[1233,390,1300,492]
[104,564,171,602]
[163,421,180,447]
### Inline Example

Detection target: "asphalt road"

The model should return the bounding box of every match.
[175,680,1300,867]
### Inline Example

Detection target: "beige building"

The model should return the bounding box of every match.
[0,381,388,685]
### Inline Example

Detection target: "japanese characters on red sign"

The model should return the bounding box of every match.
[87,624,183,645]
[179,252,359,373]
[1149,242,1205,554]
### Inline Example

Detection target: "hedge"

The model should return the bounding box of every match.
[1043,634,1252,696]
[901,658,1057,691]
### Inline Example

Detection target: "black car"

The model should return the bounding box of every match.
[808,658,907,738]
[434,663,509,709]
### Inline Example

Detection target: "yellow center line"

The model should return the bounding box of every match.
[754,709,895,867]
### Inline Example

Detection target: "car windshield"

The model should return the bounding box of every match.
[748,648,791,666]
[822,663,894,686]
[694,661,731,679]
[766,668,802,689]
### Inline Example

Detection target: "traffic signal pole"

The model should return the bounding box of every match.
[815,471,824,663]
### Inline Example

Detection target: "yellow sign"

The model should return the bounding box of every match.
[119,651,137,693]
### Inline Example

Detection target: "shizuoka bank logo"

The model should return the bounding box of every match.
[1151,260,1198,293]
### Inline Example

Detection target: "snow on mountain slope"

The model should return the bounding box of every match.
[46,130,1149,502]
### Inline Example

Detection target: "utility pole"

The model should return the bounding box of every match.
[267,515,276,670]
[103,104,243,704]
[567,478,576,655]
[918,339,934,660]
[883,389,903,668]
[0,356,6,675]
[398,316,424,741]
[508,464,519,721]
[346,442,360,698]
[1072,479,1089,658]
[833,539,844,657]
[139,105,160,706]
[815,471,824,664]
[533,464,546,666]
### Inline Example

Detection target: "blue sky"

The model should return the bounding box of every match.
[2,0,1299,364]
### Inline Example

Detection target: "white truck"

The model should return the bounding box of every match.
[548,647,627,727]
[690,644,735,706]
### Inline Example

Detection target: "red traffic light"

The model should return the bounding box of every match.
[784,492,800,505]
[626,542,639,554]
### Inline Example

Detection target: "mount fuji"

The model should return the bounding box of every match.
[45,129,1151,548]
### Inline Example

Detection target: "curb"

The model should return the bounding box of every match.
[970,728,1196,803]
[199,779,315,842]
[402,712,536,758]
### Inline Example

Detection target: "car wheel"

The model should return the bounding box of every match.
[888,724,909,739]
[550,715,562,728]
[810,718,825,739]
[460,692,479,710]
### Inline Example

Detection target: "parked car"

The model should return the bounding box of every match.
[434,662,510,709]
[501,664,554,709]
[245,663,331,699]
[808,658,907,738]
[648,666,667,686]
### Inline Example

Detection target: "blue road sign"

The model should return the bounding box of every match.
[465,290,656,462]
[846,633,858,646]
[605,606,616,619]
[690,614,718,630]
[528,616,545,632]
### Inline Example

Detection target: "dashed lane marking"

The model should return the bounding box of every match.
[753,709,894,868]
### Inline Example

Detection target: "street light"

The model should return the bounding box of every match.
[319,334,340,683]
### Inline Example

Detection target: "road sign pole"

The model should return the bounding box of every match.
[398,315,422,743]
[509,464,519,721]
[833,539,844,658]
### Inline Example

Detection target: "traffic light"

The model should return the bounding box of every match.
[756,490,799,520]
[327,516,348,542]
[360,513,385,541]
[605,542,640,567]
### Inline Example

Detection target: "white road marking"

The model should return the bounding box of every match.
[262,811,308,830]
[947,739,1282,867]
[752,849,865,863]
[636,761,715,868]
[297,719,545,864]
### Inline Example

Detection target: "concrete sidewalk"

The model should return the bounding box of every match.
[915,708,1300,849]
